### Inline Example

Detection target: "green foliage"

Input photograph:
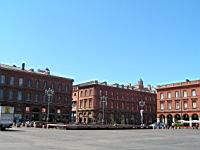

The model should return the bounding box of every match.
[174,122,183,127]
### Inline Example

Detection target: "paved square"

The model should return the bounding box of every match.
[0,128,200,150]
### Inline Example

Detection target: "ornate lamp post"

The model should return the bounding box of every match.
[139,99,145,126]
[100,96,108,125]
[45,88,54,124]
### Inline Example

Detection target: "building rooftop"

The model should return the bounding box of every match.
[0,63,74,81]
[157,79,200,89]
[75,80,156,94]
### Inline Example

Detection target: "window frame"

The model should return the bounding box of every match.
[183,91,188,98]
[192,89,196,97]
[167,92,172,99]
[19,78,24,87]
[175,101,180,110]
[160,93,164,100]
[160,102,164,111]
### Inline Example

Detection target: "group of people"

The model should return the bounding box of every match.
[192,123,199,129]
[155,122,199,129]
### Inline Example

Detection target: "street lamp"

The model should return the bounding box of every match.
[100,96,108,125]
[139,99,145,126]
[45,88,54,124]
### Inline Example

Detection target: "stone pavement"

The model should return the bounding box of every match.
[0,127,200,150]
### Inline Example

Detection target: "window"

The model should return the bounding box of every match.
[50,83,54,89]
[19,78,24,87]
[0,75,5,85]
[184,101,188,109]
[35,94,39,103]
[27,79,32,88]
[26,93,31,101]
[80,100,83,109]
[65,85,68,92]
[183,91,187,98]
[42,107,46,113]
[36,80,40,89]
[175,101,180,110]
[10,76,14,86]
[0,89,3,100]
[57,109,61,114]
[168,101,172,110]
[58,84,62,92]
[192,101,197,109]
[127,104,129,111]
[99,90,102,96]
[89,89,92,96]
[132,104,134,111]
[145,105,147,111]
[80,91,83,97]
[74,93,77,96]
[192,90,196,97]
[137,105,139,111]
[65,97,68,103]
[111,101,114,109]
[167,93,171,99]
[17,91,22,101]
[25,107,30,112]
[175,91,179,98]
[8,90,13,100]
[160,93,164,100]
[89,99,92,108]
[160,102,164,110]
[122,102,125,109]
[111,91,114,97]
[105,90,108,96]
[44,81,48,89]
[149,106,152,112]
[84,100,87,108]
[57,96,61,104]
[72,102,77,108]
[85,90,88,97]
[116,102,119,109]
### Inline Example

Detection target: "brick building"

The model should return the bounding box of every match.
[72,79,156,125]
[0,63,73,123]
[157,80,200,126]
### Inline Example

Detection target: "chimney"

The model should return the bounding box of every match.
[147,85,152,91]
[45,68,50,75]
[22,63,25,70]
[186,79,190,82]
[129,83,132,89]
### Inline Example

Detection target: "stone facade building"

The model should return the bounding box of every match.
[72,80,156,125]
[0,63,73,123]
[157,80,200,126]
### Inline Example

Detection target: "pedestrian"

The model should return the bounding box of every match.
[196,123,199,129]
[172,122,175,129]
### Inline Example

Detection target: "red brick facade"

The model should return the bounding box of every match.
[0,64,73,123]
[72,80,156,125]
[157,80,200,126]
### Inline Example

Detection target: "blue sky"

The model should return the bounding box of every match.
[0,0,200,86]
